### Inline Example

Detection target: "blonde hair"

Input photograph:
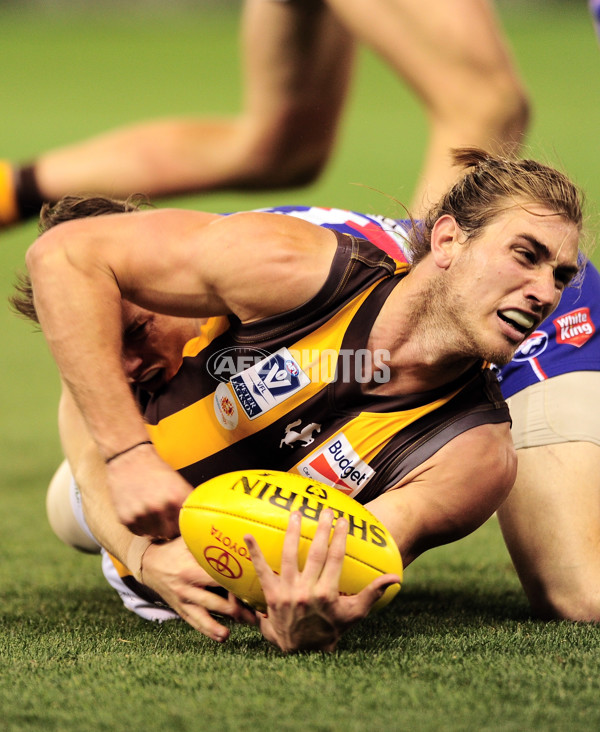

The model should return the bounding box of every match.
[409,148,584,265]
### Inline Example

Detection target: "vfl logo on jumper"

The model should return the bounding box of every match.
[230,347,310,420]
[298,433,375,497]
[512,330,548,362]
[280,419,322,448]
[554,307,596,348]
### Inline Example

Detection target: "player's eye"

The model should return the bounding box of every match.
[124,321,148,341]
[516,248,536,264]
[555,270,575,290]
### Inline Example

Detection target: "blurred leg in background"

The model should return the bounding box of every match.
[0,0,528,226]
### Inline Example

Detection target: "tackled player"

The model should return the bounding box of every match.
[19,149,582,651]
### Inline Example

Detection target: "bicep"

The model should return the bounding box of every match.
[366,422,516,567]
[39,209,338,322]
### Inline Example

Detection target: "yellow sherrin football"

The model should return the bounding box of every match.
[179,469,402,612]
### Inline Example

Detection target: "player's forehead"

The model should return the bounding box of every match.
[484,202,579,258]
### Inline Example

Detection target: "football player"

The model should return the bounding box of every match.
[22,148,582,651]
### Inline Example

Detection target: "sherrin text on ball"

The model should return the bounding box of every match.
[179,469,403,612]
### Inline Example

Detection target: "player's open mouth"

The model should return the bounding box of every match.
[497,309,536,335]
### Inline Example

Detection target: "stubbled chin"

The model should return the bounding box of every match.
[488,343,520,367]
[481,336,522,367]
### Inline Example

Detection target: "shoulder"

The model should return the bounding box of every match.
[199,212,341,321]
[404,421,516,487]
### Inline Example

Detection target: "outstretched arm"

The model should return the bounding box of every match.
[245,422,515,652]
[498,442,600,622]
[27,209,336,536]
[366,422,517,567]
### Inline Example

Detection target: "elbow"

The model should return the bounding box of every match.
[25,227,64,282]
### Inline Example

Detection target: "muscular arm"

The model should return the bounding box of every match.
[27,210,336,536]
[243,422,515,653]
[57,387,136,563]
[498,442,600,621]
[366,422,517,567]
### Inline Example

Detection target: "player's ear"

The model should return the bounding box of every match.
[430,215,462,269]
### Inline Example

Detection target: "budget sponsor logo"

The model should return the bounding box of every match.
[554,307,596,348]
[297,433,375,497]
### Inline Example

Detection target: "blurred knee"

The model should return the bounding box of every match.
[235,108,334,189]
[433,69,530,150]
[479,76,530,146]
[466,71,530,147]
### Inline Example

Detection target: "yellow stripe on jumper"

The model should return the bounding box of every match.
[290,385,463,475]
[146,282,380,471]
[394,261,410,276]
[182,316,230,358]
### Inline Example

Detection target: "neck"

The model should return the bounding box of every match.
[366,270,479,395]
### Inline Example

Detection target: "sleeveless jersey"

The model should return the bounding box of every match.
[137,230,509,505]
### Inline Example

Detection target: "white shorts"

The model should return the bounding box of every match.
[49,462,179,623]
[507,372,600,450]
[100,550,179,623]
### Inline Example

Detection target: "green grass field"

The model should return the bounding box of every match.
[2,2,600,730]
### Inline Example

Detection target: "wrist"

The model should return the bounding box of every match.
[126,535,154,583]
[104,440,154,465]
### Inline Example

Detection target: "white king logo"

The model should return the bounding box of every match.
[553,307,595,348]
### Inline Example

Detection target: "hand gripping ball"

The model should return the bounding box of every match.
[179,469,402,612]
